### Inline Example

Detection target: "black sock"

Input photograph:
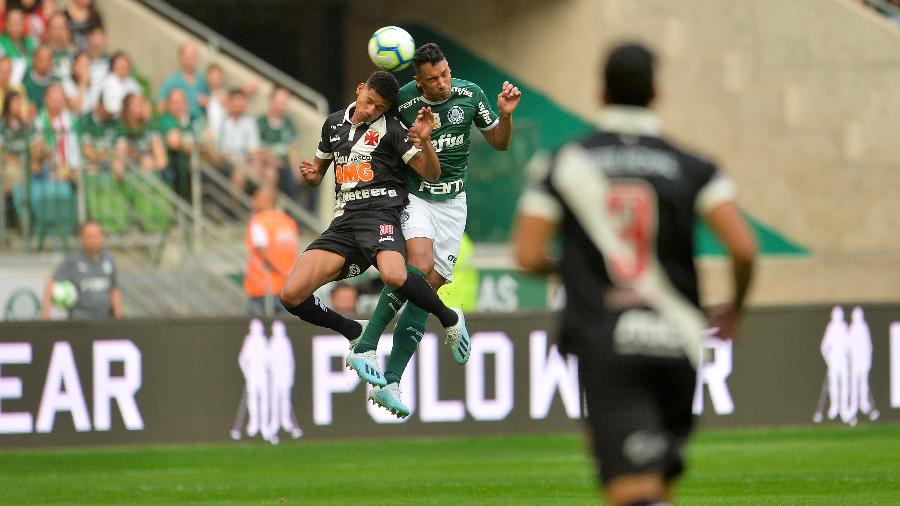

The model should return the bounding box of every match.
[395,272,458,327]
[284,296,361,340]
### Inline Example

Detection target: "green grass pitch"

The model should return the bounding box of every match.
[1,424,898,504]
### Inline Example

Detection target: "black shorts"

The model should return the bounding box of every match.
[306,207,406,280]
[576,311,697,485]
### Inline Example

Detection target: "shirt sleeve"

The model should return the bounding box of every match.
[389,115,421,164]
[517,151,563,223]
[53,256,73,282]
[198,73,210,95]
[246,118,261,151]
[473,85,500,131]
[62,78,77,98]
[695,163,737,216]
[250,222,269,248]
[315,118,333,160]
[285,118,298,144]
[108,256,118,289]
[156,76,172,104]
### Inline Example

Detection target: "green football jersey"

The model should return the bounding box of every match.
[0,120,35,156]
[396,77,499,201]
[80,112,121,158]
[258,115,297,160]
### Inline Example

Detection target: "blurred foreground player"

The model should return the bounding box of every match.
[278,71,468,388]
[513,43,756,505]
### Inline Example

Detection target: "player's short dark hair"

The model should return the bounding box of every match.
[228,88,246,99]
[413,43,446,70]
[603,43,655,107]
[365,71,399,106]
[332,282,357,293]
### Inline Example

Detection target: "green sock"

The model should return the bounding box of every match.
[385,303,428,384]
[354,265,425,353]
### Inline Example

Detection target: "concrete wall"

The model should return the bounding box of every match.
[344,0,900,305]
[95,0,334,220]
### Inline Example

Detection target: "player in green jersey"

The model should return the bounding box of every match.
[349,43,522,417]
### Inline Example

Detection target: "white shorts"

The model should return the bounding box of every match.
[401,192,467,282]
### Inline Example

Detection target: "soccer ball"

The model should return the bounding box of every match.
[51,280,78,309]
[368,26,415,72]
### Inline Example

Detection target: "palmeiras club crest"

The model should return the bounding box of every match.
[448,105,465,125]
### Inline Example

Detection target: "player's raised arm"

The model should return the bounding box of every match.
[481,81,522,151]
[406,106,441,181]
[297,157,330,188]
[704,200,756,339]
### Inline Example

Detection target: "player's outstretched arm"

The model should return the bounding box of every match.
[512,214,558,274]
[482,81,522,151]
[407,107,440,181]
[704,201,756,339]
[297,157,331,188]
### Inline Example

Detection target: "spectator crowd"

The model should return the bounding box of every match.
[0,0,308,236]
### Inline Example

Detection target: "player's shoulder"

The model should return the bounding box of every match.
[397,82,422,111]
[450,78,483,98]
[324,109,346,127]
[100,250,117,266]
[62,250,84,266]
[384,111,407,127]
[398,79,418,96]
[655,136,721,177]
[382,111,412,135]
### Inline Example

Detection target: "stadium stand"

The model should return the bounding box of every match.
[0,0,330,318]
[5,0,900,317]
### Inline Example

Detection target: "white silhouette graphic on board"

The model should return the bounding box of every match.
[847,307,879,423]
[231,319,304,444]
[239,319,270,438]
[267,320,303,442]
[813,306,879,425]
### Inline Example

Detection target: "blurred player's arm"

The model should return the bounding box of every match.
[704,200,756,339]
[513,215,558,274]
[512,154,560,274]
[41,278,54,320]
[406,107,440,181]
[109,260,122,319]
[42,260,71,320]
[110,286,123,319]
[481,81,522,152]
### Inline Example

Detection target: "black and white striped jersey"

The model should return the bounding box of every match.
[518,106,736,364]
[316,104,421,216]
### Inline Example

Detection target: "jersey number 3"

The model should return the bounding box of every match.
[606,182,657,284]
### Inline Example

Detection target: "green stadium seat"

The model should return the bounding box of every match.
[12,177,77,250]
[83,172,130,235]
[123,172,174,233]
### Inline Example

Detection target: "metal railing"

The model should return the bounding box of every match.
[863,0,900,19]
[137,0,330,116]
